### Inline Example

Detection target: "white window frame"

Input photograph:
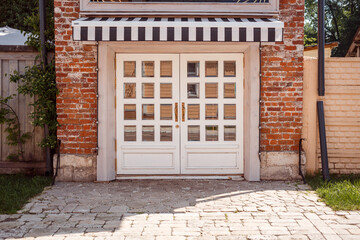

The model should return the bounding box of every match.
[80,0,279,16]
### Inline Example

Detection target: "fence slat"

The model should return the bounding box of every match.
[9,60,20,160]
[1,59,10,161]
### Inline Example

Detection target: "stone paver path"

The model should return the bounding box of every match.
[1,180,360,240]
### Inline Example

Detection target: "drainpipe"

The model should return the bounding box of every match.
[317,101,330,181]
[39,0,52,176]
[318,0,325,96]
[39,0,47,66]
[298,138,306,184]
[52,140,61,185]
[317,0,330,181]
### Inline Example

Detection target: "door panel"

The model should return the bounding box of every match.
[180,54,243,174]
[116,54,180,174]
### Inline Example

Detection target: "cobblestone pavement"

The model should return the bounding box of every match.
[1,180,360,240]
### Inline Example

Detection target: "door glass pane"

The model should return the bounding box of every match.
[124,61,136,77]
[142,61,154,77]
[206,125,218,141]
[142,83,154,98]
[187,83,199,98]
[124,125,136,141]
[205,61,218,77]
[160,126,172,142]
[224,83,236,98]
[160,83,172,99]
[188,104,200,120]
[160,104,172,120]
[205,104,218,120]
[224,61,236,77]
[224,104,236,120]
[188,125,200,141]
[124,83,136,99]
[187,61,199,77]
[224,126,236,141]
[205,83,218,98]
[142,104,154,120]
[124,104,136,120]
[142,126,154,141]
[160,61,172,77]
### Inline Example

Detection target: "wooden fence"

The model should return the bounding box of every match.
[303,57,360,175]
[0,48,45,174]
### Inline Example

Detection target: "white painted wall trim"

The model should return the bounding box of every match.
[80,0,279,16]
[97,44,116,181]
[244,45,260,181]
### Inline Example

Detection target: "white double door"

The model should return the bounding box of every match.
[116,53,243,175]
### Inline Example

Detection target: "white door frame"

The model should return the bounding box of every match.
[97,42,260,181]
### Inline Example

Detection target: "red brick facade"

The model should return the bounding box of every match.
[55,0,304,156]
[55,0,98,155]
[260,0,304,152]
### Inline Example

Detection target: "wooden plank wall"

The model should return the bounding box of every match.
[317,58,360,174]
[0,52,45,163]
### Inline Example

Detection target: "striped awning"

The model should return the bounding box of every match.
[72,17,283,42]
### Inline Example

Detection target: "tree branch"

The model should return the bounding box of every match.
[326,0,340,41]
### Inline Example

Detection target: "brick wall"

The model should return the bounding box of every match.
[260,0,304,152]
[54,0,305,180]
[319,58,360,174]
[55,0,98,156]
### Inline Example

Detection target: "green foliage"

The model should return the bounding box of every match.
[304,35,317,46]
[4,0,58,151]
[304,22,317,46]
[0,174,51,214]
[24,0,55,51]
[0,0,54,52]
[305,0,360,56]
[10,62,58,150]
[306,174,360,210]
[0,0,37,32]
[0,95,32,161]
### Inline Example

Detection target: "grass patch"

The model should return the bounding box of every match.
[306,174,360,211]
[0,174,52,214]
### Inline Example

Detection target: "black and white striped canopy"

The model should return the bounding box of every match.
[72,17,283,42]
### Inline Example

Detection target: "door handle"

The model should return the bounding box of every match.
[182,102,185,122]
[175,103,178,122]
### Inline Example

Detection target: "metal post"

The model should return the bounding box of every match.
[39,0,52,175]
[318,0,325,96]
[317,0,330,181]
[39,0,47,66]
[317,101,330,181]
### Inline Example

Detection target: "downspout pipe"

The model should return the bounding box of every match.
[39,0,47,66]
[299,138,306,184]
[317,101,330,181]
[52,140,61,185]
[317,0,330,181]
[39,0,52,176]
[318,0,325,96]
